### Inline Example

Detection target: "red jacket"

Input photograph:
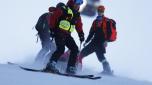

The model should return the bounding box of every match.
[47,8,62,30]
[85,16,111,43]
[74,15,83,33]
[47,6,83,35]
[67,0,82,33]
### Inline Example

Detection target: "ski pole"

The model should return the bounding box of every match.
[79,41,82,51]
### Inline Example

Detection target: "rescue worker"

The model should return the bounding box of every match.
[80,5,116,75]
[45,2,84,74]
[35,7,56,63]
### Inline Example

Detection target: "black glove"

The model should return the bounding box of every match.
[79,32,85,43]
[49,28,55,38]
[50,31,55,37]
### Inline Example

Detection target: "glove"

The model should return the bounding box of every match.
[79,32,85,43]
[104,41,108,47]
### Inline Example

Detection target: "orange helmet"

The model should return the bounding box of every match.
[97,5,105,12]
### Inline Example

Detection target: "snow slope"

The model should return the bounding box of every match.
[0,64,152,85]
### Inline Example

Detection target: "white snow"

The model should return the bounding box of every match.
[0,64,152,85]
[0,0,152,84]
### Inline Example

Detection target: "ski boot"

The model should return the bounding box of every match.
[44,61,59,73]
[101,61,113,75]
[66,66,76,75]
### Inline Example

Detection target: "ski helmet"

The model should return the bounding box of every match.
[56,2,65,8]
[97,5,105,12]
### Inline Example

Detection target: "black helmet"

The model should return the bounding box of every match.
[56,2,65,8]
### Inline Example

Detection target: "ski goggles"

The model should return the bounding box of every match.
[98,10,104,13]
[75,0,83,5]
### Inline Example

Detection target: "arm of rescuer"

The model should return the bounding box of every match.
[85,20,96,44]
[74,16,85,43]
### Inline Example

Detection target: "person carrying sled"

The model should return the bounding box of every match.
[35,7,56,63]
[45,2,84,74]
[80,5,117,75]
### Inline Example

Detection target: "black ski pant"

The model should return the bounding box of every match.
[80,41,106,63]
[35,28,51,61]
[50,35,79,68]
[39,29,51,51]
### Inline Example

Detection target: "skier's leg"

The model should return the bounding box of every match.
[35,32,51,62]
[65,36,79,74]
[44,37,65,72]
[43,41,56,66]
[50,37,65,63]
[80,42,96,58]
[59,50,70,62]
[95,46,112,74]
[35,48,49,62]
[95,49,106,63]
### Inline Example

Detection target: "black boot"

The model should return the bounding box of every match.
[66,66,76,74]
[44,61,59,73]
[101,61,113,75]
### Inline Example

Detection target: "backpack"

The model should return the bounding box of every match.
[35,13,49,32]
[94,17,117,42]
[107,19,117,42]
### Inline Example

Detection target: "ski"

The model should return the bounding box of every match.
[8,62,101,80]
[20,67,101,80]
